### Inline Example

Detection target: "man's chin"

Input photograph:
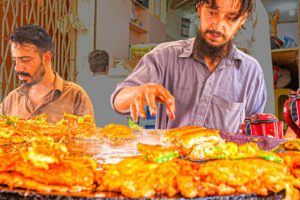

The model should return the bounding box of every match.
[205,40,226,48]
[197,35,232,58]
[21,81,34,87]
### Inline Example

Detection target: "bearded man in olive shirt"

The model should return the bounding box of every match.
[0,25,94,123]
[111,0,267,133]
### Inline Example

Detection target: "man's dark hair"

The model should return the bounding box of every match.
[10,24,54,55]
[88,49,109,74]
[198,0,255,20]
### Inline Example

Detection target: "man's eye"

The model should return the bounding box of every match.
[21,59,30,63]
[227,15,237,21]
[210,11,217,15]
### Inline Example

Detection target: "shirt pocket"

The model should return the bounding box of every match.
[205,95,245,133]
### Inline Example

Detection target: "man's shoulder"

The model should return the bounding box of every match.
[153,38,194,53]
[0,87,23,108]
[235,48,264,76]
[236,48,261,68]
[62,80,88,94]
[4,87,23,99]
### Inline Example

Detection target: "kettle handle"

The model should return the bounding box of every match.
[283,98,300,137]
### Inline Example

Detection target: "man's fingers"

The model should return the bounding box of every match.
[166,98,176,120]
[145,93,157,116]
[133,84,175,121]
[130,102,138,123]
[157,88,174,102]
[157,88,176,120]
[135,96,146,119]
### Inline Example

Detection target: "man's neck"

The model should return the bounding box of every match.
[203,56,222,72]
[30,71,55,94]
[27,71,56,110]
[193,36,233,72]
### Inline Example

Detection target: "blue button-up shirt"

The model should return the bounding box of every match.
[111,38,267,133]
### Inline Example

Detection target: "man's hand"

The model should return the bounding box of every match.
[130,84,175,122]
[114,83,175,122]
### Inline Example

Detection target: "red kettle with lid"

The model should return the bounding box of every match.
[239,113,283,138]
[283,90,300,138]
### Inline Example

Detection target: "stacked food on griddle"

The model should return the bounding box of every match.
[0,114,99,192]
[1,118,300,199]
[163,125,223,160]
[0,140,97,192]
[95,147,300,198]
[95,126,300,198]
[0,113,97,147]
[276,140,300,179]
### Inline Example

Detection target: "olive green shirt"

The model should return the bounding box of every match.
[0,72,94,123]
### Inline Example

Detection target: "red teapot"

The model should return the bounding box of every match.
[240,113,284,139]
[283,90,300,138]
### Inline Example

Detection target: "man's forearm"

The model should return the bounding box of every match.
[114,86,139,113]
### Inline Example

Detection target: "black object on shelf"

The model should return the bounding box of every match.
[136,0,149,8]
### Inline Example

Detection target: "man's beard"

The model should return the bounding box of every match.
[17,62,46,87]
[196,31,232,59]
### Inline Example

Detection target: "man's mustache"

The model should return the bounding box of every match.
[205,30,225,38]
[16,72,31,77]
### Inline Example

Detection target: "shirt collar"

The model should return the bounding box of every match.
[53,72,64,94]
[178,38,194,58]
[178,36,242,64]
[17,72,64,96]
[227,44,242,61]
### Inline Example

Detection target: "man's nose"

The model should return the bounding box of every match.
[212,15,226,31]
[14,60,25,72]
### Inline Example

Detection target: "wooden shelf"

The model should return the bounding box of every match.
[131,0,148,10]
[272,47,299,90]
[170,0,194,9]
[129,21,148,33]
[271,47,298,67]
[129,0,149,45]
[271,47,298,53]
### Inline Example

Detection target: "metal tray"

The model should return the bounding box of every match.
[0,186,286,200]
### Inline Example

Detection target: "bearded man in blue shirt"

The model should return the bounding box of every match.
[111,0,266,133]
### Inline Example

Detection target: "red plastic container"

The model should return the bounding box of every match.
[240,113,284,139]
[283,90,300,138]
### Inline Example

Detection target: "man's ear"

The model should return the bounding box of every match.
[239,13,248,27]
[43,51,52,65]
[197,2,201,17]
